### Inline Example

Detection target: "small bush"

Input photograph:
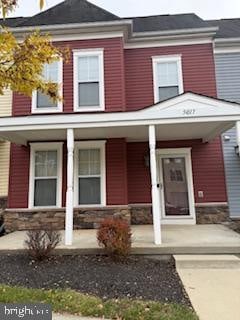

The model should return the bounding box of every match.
[97,218,132,260]
[24,228,62,261]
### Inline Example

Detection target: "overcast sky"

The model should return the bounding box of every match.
[8,0,240,20]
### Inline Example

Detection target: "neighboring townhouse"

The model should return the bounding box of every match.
[208,18,240,219]
[0,90,12,208]
[1,0,240,245]
[0,17,27,210]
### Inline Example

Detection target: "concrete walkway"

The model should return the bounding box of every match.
[176,255,240,320]
[1,225,240,254]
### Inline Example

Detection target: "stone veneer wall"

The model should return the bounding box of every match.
[130,204,230,225]
[195,205,229,224]
[3,207,131,232]
[131,205,153,225]
[3,204,230,232]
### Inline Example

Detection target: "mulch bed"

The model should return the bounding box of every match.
[0,255,190,305]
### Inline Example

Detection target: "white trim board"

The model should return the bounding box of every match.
[125,37,213,49]
[214,47,240,54]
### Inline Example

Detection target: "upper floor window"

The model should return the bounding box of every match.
[152,55,183,103]
[73,49,105,112]
[32,60,63,113]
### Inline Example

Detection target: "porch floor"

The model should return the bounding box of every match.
[1,225,240,255]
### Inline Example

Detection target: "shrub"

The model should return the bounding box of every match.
[97,218,132,260]
[24,228,62,261]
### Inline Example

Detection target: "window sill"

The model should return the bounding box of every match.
[75,204,105,208]
[32,108,63,114]
[74,106,105,112]
[29,205,61,210]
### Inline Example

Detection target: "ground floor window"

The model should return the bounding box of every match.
[29,142,63,208]
[74,141,106,206]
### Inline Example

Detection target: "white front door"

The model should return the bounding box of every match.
[157,148,196,224]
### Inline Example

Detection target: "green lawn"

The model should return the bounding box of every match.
[0,285,198,320]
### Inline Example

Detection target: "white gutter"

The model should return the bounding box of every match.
[132,26,218,38]
[215,37,240,43]
[213,37,240,53]
[9,19,133,33]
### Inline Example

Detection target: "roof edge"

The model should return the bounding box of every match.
[132,26,218,38]
[9,19,133,33]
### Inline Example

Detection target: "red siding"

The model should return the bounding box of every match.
[12,37,126,116]
[191,137,227,203]
[61,139,129,207]
[127,142,151,204]
[12,43,217,115]
[125,43,217,110]
[9,40,226,209]
[106,138,128,205]
[127,139,227,204]
[8,137,226,208]
[8,144,30,208]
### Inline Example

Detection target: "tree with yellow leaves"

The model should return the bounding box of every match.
[0,0,67,100]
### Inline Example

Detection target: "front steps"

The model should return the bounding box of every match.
[174,254,240,269]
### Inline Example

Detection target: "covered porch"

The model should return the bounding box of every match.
[0,224,240,254]
[2,93,240,246]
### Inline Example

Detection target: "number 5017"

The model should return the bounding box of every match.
[183,109,196,115]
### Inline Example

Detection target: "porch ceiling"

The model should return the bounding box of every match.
[0,121,235,145]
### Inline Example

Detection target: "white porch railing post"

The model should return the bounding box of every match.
[149,125,162,245]
[65,128,74,246]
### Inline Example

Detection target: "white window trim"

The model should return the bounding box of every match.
[73,49,105,112]
[156,147,196,224]
[152,55,184,104]
[28,142,63,209]
[31,58,63,114]
[74,140,106,207]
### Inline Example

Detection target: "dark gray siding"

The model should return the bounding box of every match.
[215,53,240,218]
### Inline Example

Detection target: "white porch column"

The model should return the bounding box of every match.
[149,125,162,245]
[65,128,74,246]
[236,121,240,153]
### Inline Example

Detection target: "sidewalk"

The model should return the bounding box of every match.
[176,256,240,320]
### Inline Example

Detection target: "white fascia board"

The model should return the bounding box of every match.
[125,30,215,49]
[125,37,212,49]
[9,19,133,33]
[214,47,240,54]
[1,93,240,132]
[213,38,240,54]
[11,21,131,43]
[0,114,238,133]
[214,37,240,44]
[132,27,218,38]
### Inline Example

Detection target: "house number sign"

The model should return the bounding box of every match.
[182,109,196,116]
